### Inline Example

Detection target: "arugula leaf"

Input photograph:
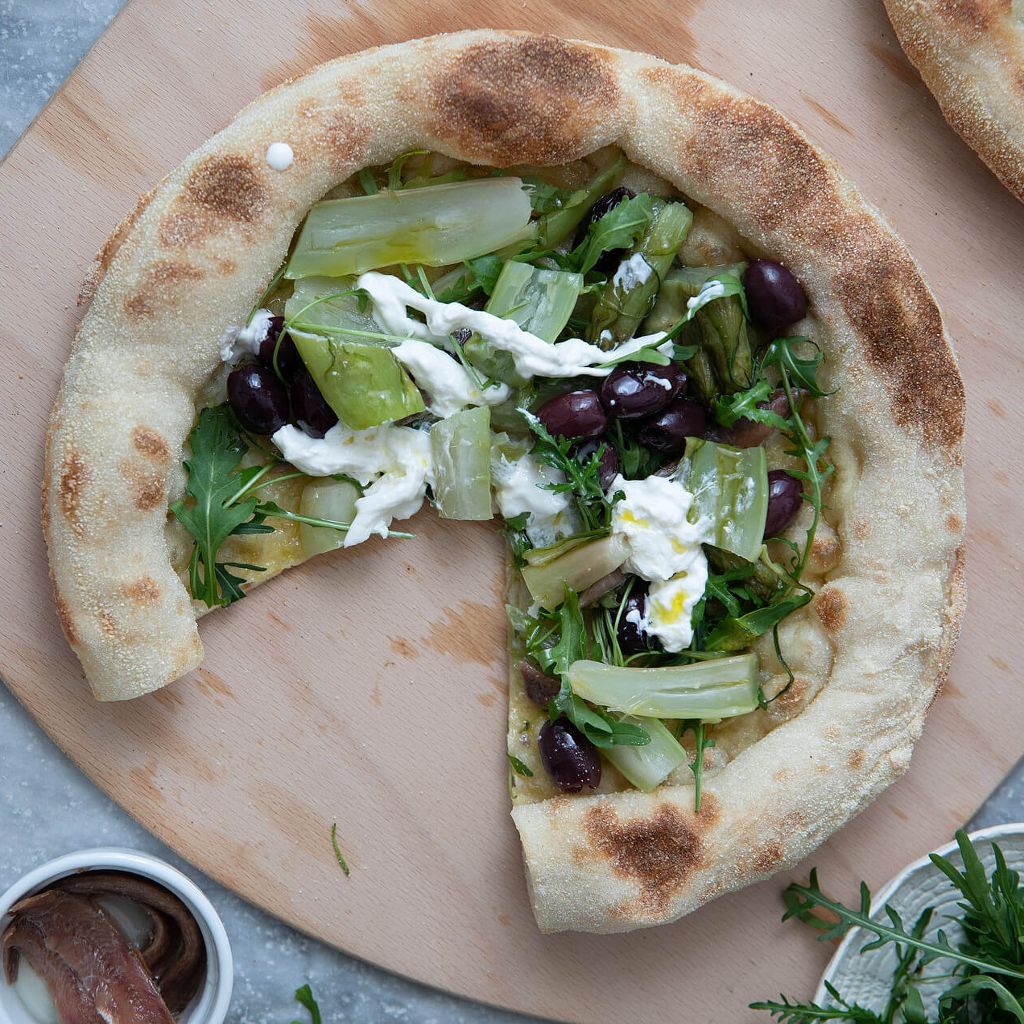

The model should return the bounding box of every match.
[463,254,505,296]
[507,753,534,778]
[291,984,323,1024]
[548,586,589,676]
[330,822,351,877]
[599,344,671,369]
[705,591,812,652]
[570,193,656,274]
[170,406,270,607]
[521,177,571,214]
[751,982,884,1023]
[761,336,834,397]
[608,419,664,480]
[712,377,789,430]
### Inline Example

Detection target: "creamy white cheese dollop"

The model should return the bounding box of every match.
[219,308,273,364]
[491,453,579,548]
[609,474,708,582]
[646,567,709,653]
[687,278,727,313]
[612,253,653,291]
[265,141,294,171]
[357,272,669,380]
[391,340,510,417]
[272,422,433,547]
[609,473,710,651]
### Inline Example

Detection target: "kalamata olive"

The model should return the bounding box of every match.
[290,366,339,439]
[520,661,561,707]
[617,587,653,655]
[637,399,707,454]
[742,259,808,331]
[258,320,301,383]
[227,365,289,435]
[714,389,790,448]
[538,718,601,792]
[573,186,637,273]
[764,470,804,537]
[537,390,607,440]
[600,362,685,420]
[573,437,620,490]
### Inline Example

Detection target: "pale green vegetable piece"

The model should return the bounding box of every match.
[464,262,584,386]
[603,715,688,791]
[285,178,535,278]
[299,479,360,557]
[521,534,629,611]
[568,654,760,719]
[588,200,694,347]
[431,407,493,521]
[284,276,380,338]
[487,261,583,341]
[291,334,425,430]
[685,439,768,562]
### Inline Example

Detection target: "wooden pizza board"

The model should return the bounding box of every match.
[1,1,1021,1020]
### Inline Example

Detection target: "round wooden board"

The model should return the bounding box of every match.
[1,1,1022,1020]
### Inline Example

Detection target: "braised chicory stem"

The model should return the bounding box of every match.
[704,545,783,604]
[587,200,694,348]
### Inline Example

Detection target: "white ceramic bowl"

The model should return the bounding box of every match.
[815,823,1024,1014]
[0,848,232,1024]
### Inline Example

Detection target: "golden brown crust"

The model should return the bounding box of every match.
[44,31,965,932]
[884,0,1024,201]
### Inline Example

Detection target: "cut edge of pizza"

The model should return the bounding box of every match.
[42,31,966,934]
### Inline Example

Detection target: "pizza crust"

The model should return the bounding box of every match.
[883,0,1024,202]
[43,31,965,931]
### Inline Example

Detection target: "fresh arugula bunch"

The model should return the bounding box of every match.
[752,831,1024,1024]
[172,405,406,608]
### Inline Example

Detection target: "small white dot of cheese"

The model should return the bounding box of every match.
[265,142,294,171]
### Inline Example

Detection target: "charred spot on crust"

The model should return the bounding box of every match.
[429,36,618,165]
[582,796,719,918]
[53,591,78,646]
[131,425,170,462]
[753,839,784,873]
[934,0,1007,32]
[120,459,166,512]
[946,513,964,534]
[848,749,866,771]
[815,586,848,633]
[183,154,269,224]
[125,576,161,605]
[59,451,87,537]
[123,260,204,320]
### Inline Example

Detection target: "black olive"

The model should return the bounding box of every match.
[742,260,808,331]
[538,718,601,792]
[636,399,708,454]
[764,470,804,537]
[289,366,338,439]
[227,365,289,435]
[536,390,607,440]
[572,437,620,490]
[600,362,686,420]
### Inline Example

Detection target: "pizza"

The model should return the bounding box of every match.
[43,31,966,934]
[884,0,1024,202]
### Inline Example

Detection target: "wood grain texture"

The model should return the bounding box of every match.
[0,1,1021,1020]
